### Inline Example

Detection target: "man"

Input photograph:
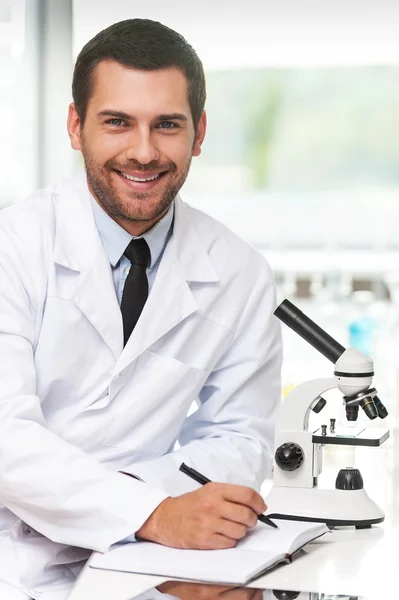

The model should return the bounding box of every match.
[0,19,281,599]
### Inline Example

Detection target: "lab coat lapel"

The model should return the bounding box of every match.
[72,251,123,359]
[114,197,219,374]
[52,175,123,359]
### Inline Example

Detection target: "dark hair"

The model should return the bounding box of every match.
[72,19,206,130]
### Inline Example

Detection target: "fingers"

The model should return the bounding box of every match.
[210,483,267,516]
[208,533,237,549]
[221,587,262,600]
[139,484,266,551]
[216,518,248,541]
[249,591,264,600]
[191,530,238,550]
[220,501,258,529]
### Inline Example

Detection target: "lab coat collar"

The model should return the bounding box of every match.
[52,173,123,359]
[53,173,219,283]
[51,173,219,366]
[52,172,99,273]
[172,194,219,284]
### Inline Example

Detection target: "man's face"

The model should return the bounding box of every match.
[68,60,206,233]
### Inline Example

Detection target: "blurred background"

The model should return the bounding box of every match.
[2,0,399,422]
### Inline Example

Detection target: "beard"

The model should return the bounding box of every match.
[80,140,192,224]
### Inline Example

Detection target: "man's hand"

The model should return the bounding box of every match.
[136,482,266,549]
[157,581,263,600]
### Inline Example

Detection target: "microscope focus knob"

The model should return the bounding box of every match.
[335,467,364,490]
[275,443,304,472]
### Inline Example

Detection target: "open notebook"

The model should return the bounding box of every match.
[90,519,330,585]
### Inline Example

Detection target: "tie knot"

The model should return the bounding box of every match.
[123,238,150,267]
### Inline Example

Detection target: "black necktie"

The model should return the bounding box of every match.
[120,238,150,346]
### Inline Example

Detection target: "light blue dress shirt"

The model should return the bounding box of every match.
[90,196,174,305]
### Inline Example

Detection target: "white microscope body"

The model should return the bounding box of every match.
[265,300,389,528]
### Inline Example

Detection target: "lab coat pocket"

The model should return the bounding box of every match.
[104,350,209,455]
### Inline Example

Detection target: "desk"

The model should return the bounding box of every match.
[68,428,399,600]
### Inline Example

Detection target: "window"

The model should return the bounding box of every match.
[73,0,399,250]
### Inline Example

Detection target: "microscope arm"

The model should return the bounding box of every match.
[276,377,336,431]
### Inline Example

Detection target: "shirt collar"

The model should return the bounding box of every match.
[90,194,174,268]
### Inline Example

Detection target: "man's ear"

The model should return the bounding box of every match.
[67,103,83,151]
[192,111,207,157]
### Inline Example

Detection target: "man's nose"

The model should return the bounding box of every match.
[124,128,160,165]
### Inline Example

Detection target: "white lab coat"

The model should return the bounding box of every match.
[0,173,281,599]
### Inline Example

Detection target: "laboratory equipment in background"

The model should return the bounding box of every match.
[265,299,389,528]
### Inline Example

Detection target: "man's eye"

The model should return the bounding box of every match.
[106,118,125,126]
[158,121,178,130]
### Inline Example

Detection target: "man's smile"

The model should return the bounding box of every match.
[114,168,168,191]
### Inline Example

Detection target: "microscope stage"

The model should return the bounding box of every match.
[312,427,389,446]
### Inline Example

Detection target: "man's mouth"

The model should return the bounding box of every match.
[113,168,168,192]
[116,169,167,182]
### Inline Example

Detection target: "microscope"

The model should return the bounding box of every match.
[264,299,389,528]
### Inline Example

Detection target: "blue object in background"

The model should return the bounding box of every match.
[348,316,376,356]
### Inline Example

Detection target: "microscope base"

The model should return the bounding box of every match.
[264,486,384,527]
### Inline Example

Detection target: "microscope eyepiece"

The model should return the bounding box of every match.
[274,299,346,363]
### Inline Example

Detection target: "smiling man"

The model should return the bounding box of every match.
[0,19,281,599]
[70,61,202,231]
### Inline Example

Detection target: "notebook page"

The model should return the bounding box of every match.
[237,520,329,555]
[90,541,277,584]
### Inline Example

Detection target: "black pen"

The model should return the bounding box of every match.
[179,462,278,529]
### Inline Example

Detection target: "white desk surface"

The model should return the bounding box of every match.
[68,426,399,600]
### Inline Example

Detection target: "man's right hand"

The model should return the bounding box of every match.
[136,482,266,550]
[157,581,264,600]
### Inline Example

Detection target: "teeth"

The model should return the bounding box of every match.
[120,171,160,182]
